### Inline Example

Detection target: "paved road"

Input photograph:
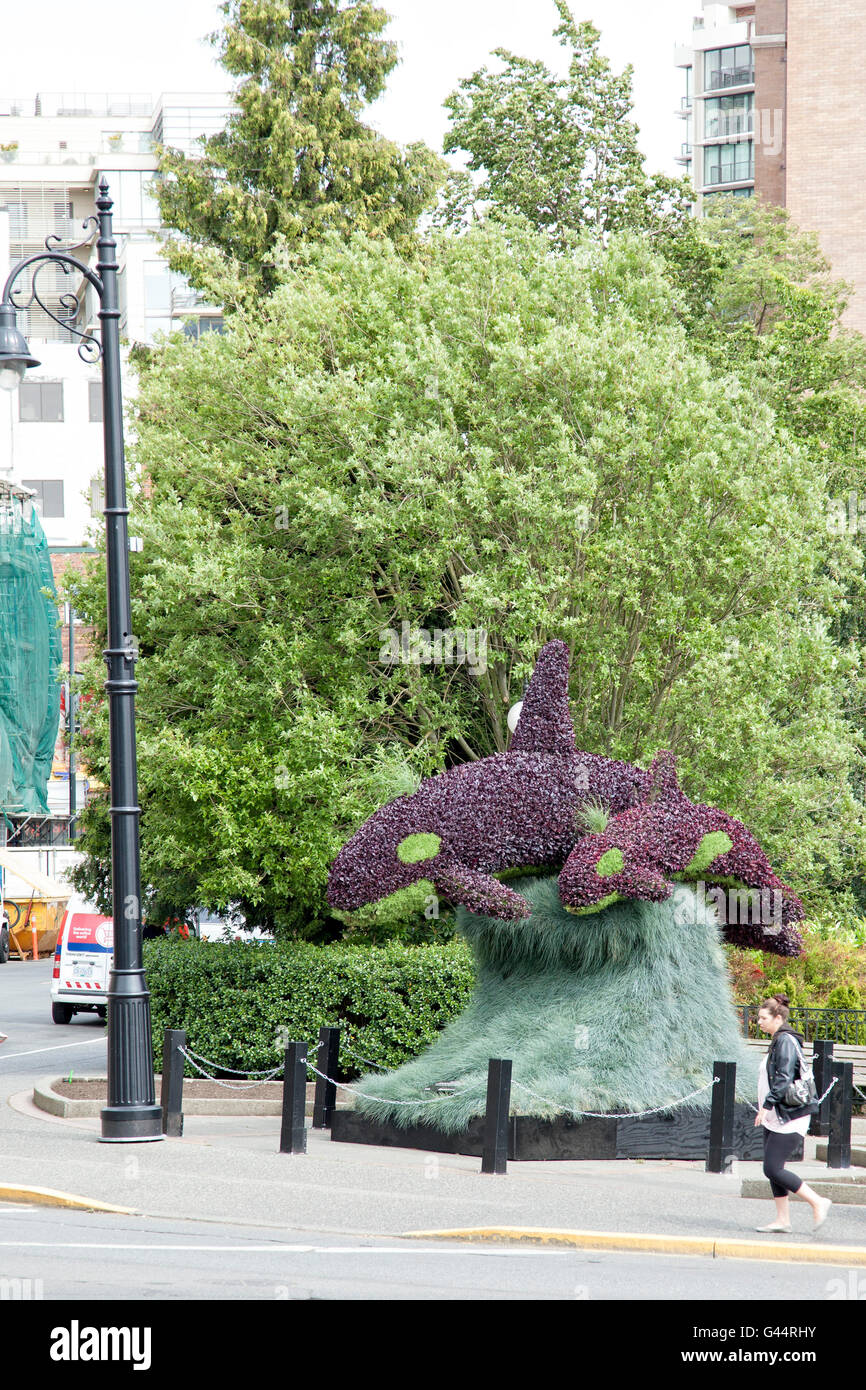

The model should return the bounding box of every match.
[0,957,106,1094]
[0,1203,862,1301]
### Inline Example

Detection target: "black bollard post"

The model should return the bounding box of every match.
[279,1041,308,1155]
[810,1040,834,1138]
[706,1061,736,1173]
[827,1060,853,1170]
[160,1028,186,1138]
[481,1058,512,1175]
[312,1027,340,1130]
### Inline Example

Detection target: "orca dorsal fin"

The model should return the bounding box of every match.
[509,639,576,757]
[644,750,681,803]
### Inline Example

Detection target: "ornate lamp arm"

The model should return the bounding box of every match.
[2,229,104,362]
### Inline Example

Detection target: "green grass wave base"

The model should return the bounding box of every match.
[351,876,759,1133]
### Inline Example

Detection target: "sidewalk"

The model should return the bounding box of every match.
[4,1085,866,1261]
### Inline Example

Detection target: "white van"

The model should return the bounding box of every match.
[50,912,113,1024]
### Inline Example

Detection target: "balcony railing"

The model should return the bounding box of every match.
[681,143,693,157]
[0,138,154,167]
[706,66,755,90]
[706,164,754,185]
[170,286,208,312]
[0,94,152,118]
[705,114,754,140]
[681,95,693,110]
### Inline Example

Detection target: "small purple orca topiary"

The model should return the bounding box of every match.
[557,750,804,956]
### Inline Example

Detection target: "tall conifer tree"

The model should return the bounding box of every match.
[155,0,445,296]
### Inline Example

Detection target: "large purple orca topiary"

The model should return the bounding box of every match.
[557,750,805,956]
[326,640,650,921]
[327,639,805,956]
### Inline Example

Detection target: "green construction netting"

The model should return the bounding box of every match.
[0,500,62,814]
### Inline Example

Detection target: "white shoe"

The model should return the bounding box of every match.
[813,1198,832,1231]
[755,1221,792,1233]
[0,1033,7,1045]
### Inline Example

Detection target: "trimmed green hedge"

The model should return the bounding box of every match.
[143,937,475,1079]
[144,927,866,1083]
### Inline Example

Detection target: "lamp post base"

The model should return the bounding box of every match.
[99,1104,165,1142]
[100,969,164,1143]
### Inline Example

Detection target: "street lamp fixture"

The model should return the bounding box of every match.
[0,180,162,1142]
[0,301,40,389]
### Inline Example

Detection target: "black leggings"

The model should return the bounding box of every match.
[763,1128,804,1197]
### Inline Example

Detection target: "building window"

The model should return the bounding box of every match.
[0,201,27,238]
[21,479,64,517]
[704,141,754,186]
[705,94,754,140]
[704,187,754,203]
[704,45,753,91]
[89,475,104,518]
[98,169,160,226]
[182,316,225,339]
[19,381,63,422]
[143,261,171,312]
[88,381,103,423]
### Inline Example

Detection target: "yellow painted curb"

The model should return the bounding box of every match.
[403,1227,866,1266]
[0,1184,137,1214]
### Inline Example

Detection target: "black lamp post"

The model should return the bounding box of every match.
[0,180,163,1142]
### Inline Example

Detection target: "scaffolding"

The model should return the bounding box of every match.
[0,481,62,814]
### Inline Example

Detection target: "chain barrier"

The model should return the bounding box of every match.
[174,1039,852,1116]
[341,1045,388,1073]
[511,1077,718,1120]
[178,1046,283,1090]
[305,1061,471,1106]
[182,1044,285,1078]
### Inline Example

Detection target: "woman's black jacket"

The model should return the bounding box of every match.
[763,1024,819,1122]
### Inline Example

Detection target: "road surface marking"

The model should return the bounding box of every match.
[0,1038,106,1061]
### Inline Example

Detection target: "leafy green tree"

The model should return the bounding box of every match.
[154,0,446,298]
[440,1,691,242]
[660,197,866,499]
[68,220,866,935]
[659,196,866,880]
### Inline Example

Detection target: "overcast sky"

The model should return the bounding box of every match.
[1,0,700,176]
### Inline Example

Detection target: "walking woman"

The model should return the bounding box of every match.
[754,994,831,1233]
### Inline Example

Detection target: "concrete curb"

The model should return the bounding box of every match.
[0,1183,138,1214]
[742,1175,866,1203]
[402,1227,866,1265]
[816,1144,866,1168]
[33,1075,316,1119]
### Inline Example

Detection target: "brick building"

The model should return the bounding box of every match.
[676,0,866,333]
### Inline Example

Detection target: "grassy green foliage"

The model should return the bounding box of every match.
[350,878,759,1131]
[143,935,474,1079]
[65,218,866,934]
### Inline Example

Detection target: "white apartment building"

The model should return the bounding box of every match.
[0,92,232,846]
[0,91,232,555]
